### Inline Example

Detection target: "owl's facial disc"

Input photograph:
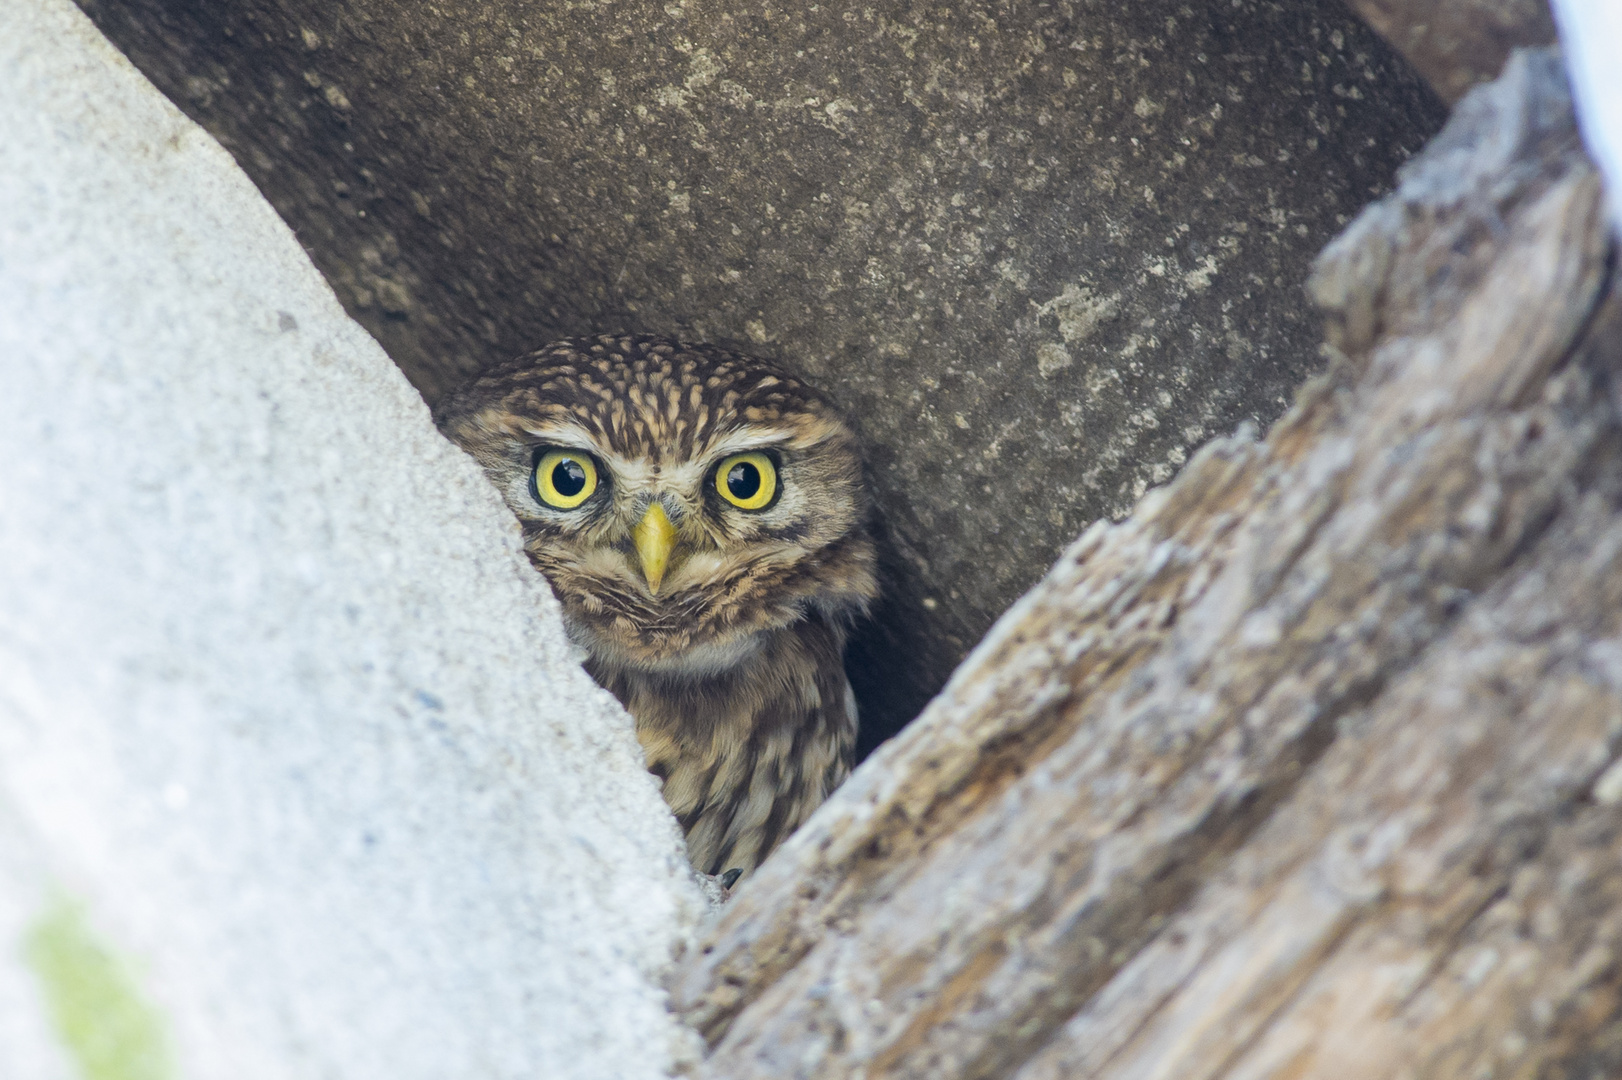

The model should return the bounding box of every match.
[626,449,775,596]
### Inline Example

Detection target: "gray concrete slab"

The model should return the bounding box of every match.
[0,3,704,1077]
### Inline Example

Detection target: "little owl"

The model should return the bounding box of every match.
[435,334,878,883]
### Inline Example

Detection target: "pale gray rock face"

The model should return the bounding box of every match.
[1552,0,1622,233]
[0,3,704,1078]
[73,0,1447,747]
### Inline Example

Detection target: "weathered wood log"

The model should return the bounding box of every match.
[673,48,1622,1079]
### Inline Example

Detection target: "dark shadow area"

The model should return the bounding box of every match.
[74,0,1447,753]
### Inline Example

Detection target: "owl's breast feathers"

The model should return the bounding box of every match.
[589,611,857,878]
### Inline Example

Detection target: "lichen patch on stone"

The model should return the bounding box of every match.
[24,898,171,1080]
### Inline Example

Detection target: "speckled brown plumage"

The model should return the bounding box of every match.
[435,334,878,879]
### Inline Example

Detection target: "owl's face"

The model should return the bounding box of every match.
[435,336,878,676]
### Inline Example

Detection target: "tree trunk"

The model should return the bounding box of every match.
[674,49,1622,1080]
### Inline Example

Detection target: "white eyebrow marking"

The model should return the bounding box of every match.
[703,428,791,458]
[518,421,597,447]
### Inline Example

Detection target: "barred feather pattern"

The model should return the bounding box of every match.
[590,613,856,876]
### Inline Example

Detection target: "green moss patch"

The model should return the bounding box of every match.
[23,896,172,1080]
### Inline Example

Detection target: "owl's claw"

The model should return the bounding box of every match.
[693,867,744,905]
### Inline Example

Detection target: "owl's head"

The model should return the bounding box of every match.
[435,335,878,676]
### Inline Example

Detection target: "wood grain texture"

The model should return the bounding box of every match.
[673,49,1622,1080]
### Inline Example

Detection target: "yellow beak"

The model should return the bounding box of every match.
[632,501,678,595]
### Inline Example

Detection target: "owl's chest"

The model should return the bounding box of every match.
[606,627,830,798]
[586,616,857,875]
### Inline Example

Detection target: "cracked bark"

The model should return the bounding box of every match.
[674,49,1622,1080]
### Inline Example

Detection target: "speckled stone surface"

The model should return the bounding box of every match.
[0,3,705,1076]
[75,0,1447,744]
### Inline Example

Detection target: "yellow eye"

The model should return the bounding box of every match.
[532,449,599,509]
[715,451,778,510]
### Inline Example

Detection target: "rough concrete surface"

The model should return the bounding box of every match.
[0,3,705,1078]
[72,0,1448,748]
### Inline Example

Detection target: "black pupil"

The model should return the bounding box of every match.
[552,459,587,497]
[727,461,761,500]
